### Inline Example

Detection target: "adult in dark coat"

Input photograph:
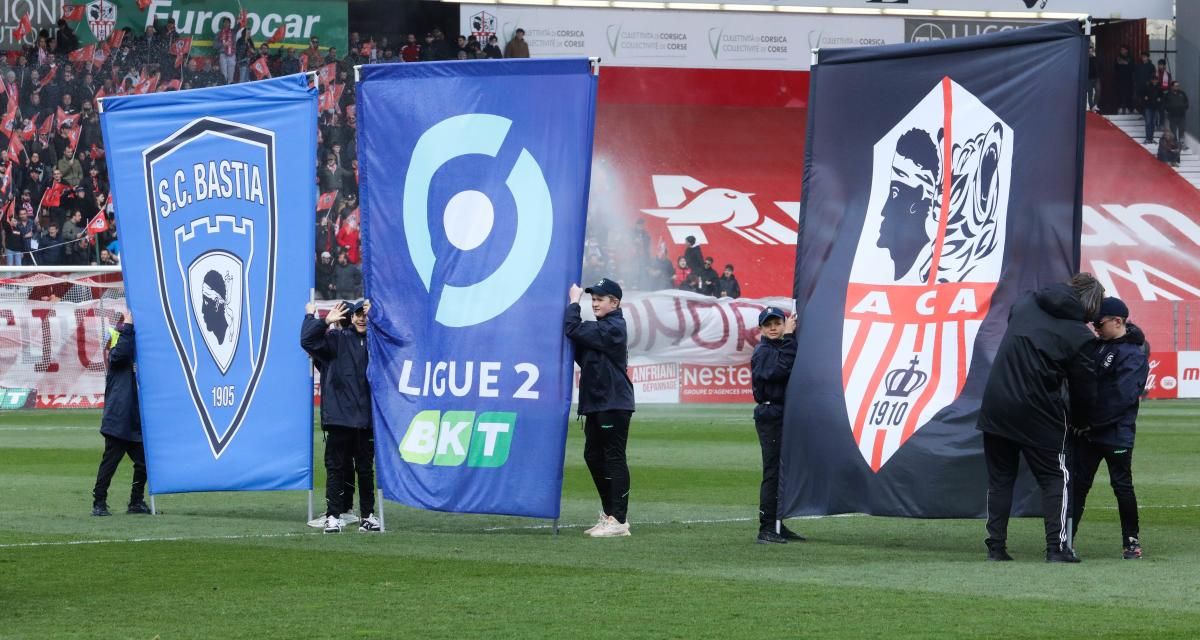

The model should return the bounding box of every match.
[977,273,1103,563]
[300,299,380,533]
[91,314,149,516]
[682,235,705,274]
[1114,45,1133,113]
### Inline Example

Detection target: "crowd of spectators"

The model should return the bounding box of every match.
[0,18,733,301]
[582,218,742,299]
[0,16,533,282]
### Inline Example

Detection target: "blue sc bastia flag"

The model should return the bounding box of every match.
[99,75,317,494]
[358,59,597,519]
[781,22,1087,517]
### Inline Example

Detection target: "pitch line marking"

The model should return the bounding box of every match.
[1,507,1194,549]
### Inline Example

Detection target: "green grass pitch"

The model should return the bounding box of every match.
[2,403,1198,639]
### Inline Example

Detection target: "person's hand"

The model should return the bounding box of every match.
[569,284,583,304]
[305,302,316,315]
[784,314,797,335]
[325,302,347,325]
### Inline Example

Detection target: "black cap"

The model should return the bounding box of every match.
[585,278,622,301]
[1099,297,1129,320]
[338,299,367,327]
[758,307,786,326]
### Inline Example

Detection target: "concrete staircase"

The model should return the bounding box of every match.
[1104,112,1200,190]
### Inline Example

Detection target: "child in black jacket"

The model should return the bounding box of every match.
[749,307,805,544]
[1073,297,1148,559]
[565,278,635,538]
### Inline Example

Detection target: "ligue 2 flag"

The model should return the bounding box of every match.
[781,22,1088,518]
[358,58,598,518]
[98,75,318,494]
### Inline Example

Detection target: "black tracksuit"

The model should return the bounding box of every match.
[565,304,635,524]
[92,323,146,508]
[301,315,374,519]
[750,333,795,531]
[1073,324,1148,545]
[977,284,1097,553]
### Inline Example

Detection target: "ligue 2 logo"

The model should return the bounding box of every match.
[405,114,553,327]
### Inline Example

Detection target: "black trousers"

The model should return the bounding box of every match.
[1072,439,1139,544]
[983,432,1072,552]
[93,434,146,506]
[324,426,375,518]
[755,418,782,531]
[583,411,631,524]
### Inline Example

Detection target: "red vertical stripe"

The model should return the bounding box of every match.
[927,76,954,284]
[852,325,903,444]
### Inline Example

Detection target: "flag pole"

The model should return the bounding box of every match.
[307,287,315,525]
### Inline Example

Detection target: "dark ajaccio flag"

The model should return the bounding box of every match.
[781,22,1088,518]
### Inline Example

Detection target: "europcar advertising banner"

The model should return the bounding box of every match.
[99,75,316,494]
[358,59,596,519]
[74,0,347,52]
[781,22,1088,517]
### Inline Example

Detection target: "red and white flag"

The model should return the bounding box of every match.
[108,29,125,50]
[66,125,81,155]
[266,25,285,45]
[132,74,158,95]
[6,131,23,162]
[13,14,32,42]
[86,211,107,235]
[250,56,271,80]
[56,107,78,130]
[136,0,152,9]
[61,3,86,21]
[317,190,337,211]
[319,83,344,113]
[68,43,96,66]
[317,63,336,85]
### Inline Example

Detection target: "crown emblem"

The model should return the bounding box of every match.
[884,356,928,398]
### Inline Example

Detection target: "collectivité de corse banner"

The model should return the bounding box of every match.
[67,0,347,52]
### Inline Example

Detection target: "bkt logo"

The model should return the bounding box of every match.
[641,175,798,246]
[400,410,516,468]
[404,114,552,327]
[145,117,277,459]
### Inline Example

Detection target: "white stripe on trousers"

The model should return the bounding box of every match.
[1057,451,1070,550]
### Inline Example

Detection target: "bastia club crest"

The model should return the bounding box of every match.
[144,117,277,458]
[841,78,1012,472]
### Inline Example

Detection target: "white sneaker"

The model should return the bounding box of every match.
[589,516,630,538]
[323,515,342,534]
[359,514,382,533]
[307,516,326,529]
[339,512,359,525]
[583,511,608,535]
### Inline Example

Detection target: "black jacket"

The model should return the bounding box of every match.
[565,304,635,415]
[716,275,741,299]
[978,284,1098,451]
[300,315,371,429]
[100,324,141,442]
[751,334,795,422]
[1086,324,1149,449]
[1164,89,1189,116]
